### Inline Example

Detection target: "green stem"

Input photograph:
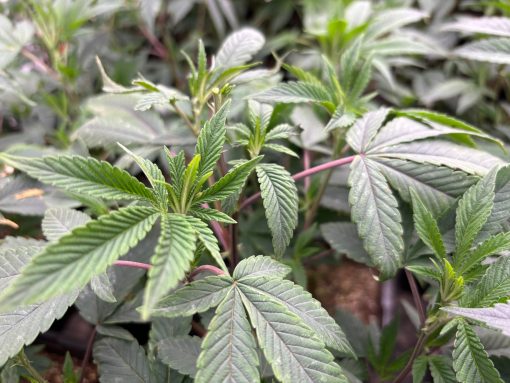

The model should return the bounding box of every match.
[18,349,48,383]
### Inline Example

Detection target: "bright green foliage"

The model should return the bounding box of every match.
[256,163,298,257]
[0,206,158,308]
[463,257,510,307]
[457,232,510,275]
[153,256,350,383]
[453,320,503,383]
[142,214,196,318]
[410,189,446,259]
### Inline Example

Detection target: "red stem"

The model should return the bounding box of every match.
[303,150,312,193]
[240,155,356,209]
[113,260,152,270]
[189,265,226,279]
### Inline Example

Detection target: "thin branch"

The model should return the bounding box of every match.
[113,260,151,270]
[230,212,239,272]
[79,327,96,383]
[139,26,168,59]
[240,155,356,210]
[303,149,312,193]
[406,269,426,326]
[392,331,427,383]
[189,264,226,279]
[21,48,59,81]
[18,349,48,383]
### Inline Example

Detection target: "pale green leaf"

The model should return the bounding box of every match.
[93,338,152,383]
[410,189,446,259]
[42,208,91,242]
[90,272,117,303]
[428,355,457,383]
[320,222,372,266]
[0,206,158,308]
[151,276,232,318]
[412,356,428,383]
[233,255,291,280]
[348,156,403,279]
[446,303,510,338]
[0,244,77,366]
[458,232,510,275]
[253,82,334,107]
[453,320,503,383]
[464,257,510,307]
[157,336,201,378]
[443,17,510,37]
[189,206,237,224]
[238,284,347,383]
[456,38,510,64]
[346,108,390,153]
[0,153,155,202]
[196,288,259,383]
[142,214,196,318]
[215,28,265,69]
[240,277,354,354]
[256,163,298,257]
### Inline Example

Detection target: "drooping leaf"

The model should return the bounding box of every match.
[320,222,372,265]
[452,320,503,383]
[238,284,347,383]
[41,208,91,242]
[348,156,403,279]
[233,255,291,280]
[151,276,232,318]
[142,214,196,318]
[256,163,298,257]
[195,288,259,383]
[0,244,77,366]
[157,336,201,378]
[0,153,155,202]
[240,277,354,354]
[90,272,117,303]
[0,206,158,308]
[194,156,262,204]
[93,337,152,383]
[410,189,446,259]
[195,102,230,179]
[215,28,265,69]
[446,303,510,338]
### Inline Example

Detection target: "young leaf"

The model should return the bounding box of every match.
[238,284,347,383]
[253,82,335,111]
[412,356,428,383]
[410,189,446,259]
[233,254,291,280]
[142,214,196,318]
[94,337,152,383]
[151,276,232,318]
[189,206,237,224]
[428,355,457,383]
[0,206,158,309]
[458,232,510,275]
[194,156,262,204]
[195,101,230,179]
[348,156,404,279]
[42,208,91,242]
[0,154,155,202]
[184,216,228,272]
[0,245,78,366]
[165,149,186,197]
[240,277,354,355]
[452,320,503,383]
[463,256,510,308]
[157,336,202,378]
[256,163,298,257]
[215,28,265,69]
[195,288,260,383]
[455,169,497,260]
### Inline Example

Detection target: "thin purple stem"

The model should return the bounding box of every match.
[113,260,152,270]
[189,265,226,279]
[303,150,312,193]
[240,155,356,209]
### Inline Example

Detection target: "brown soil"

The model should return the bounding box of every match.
[42,353,97,383]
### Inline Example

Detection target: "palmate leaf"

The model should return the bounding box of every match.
[256,163,298,257]
[455,38,510,65]
[194,156,262,204]
[446,303,510,338]
[41,208,91,242]
[239,284,347,383]
[142,214,196,318]
[241,277,354,355]
[233,254,291,280]
[151,276,233,318]
[463,257,510,308]
[346,108,390,153]
[348,156,404,279]
[452,320,503,383]
[93,337,152,383]
[0,153,155,202]
[0,206,158,309]
[410,189,446,259]
[195,288,259,383]
[195,102,230,179]
[0,244,78,366]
